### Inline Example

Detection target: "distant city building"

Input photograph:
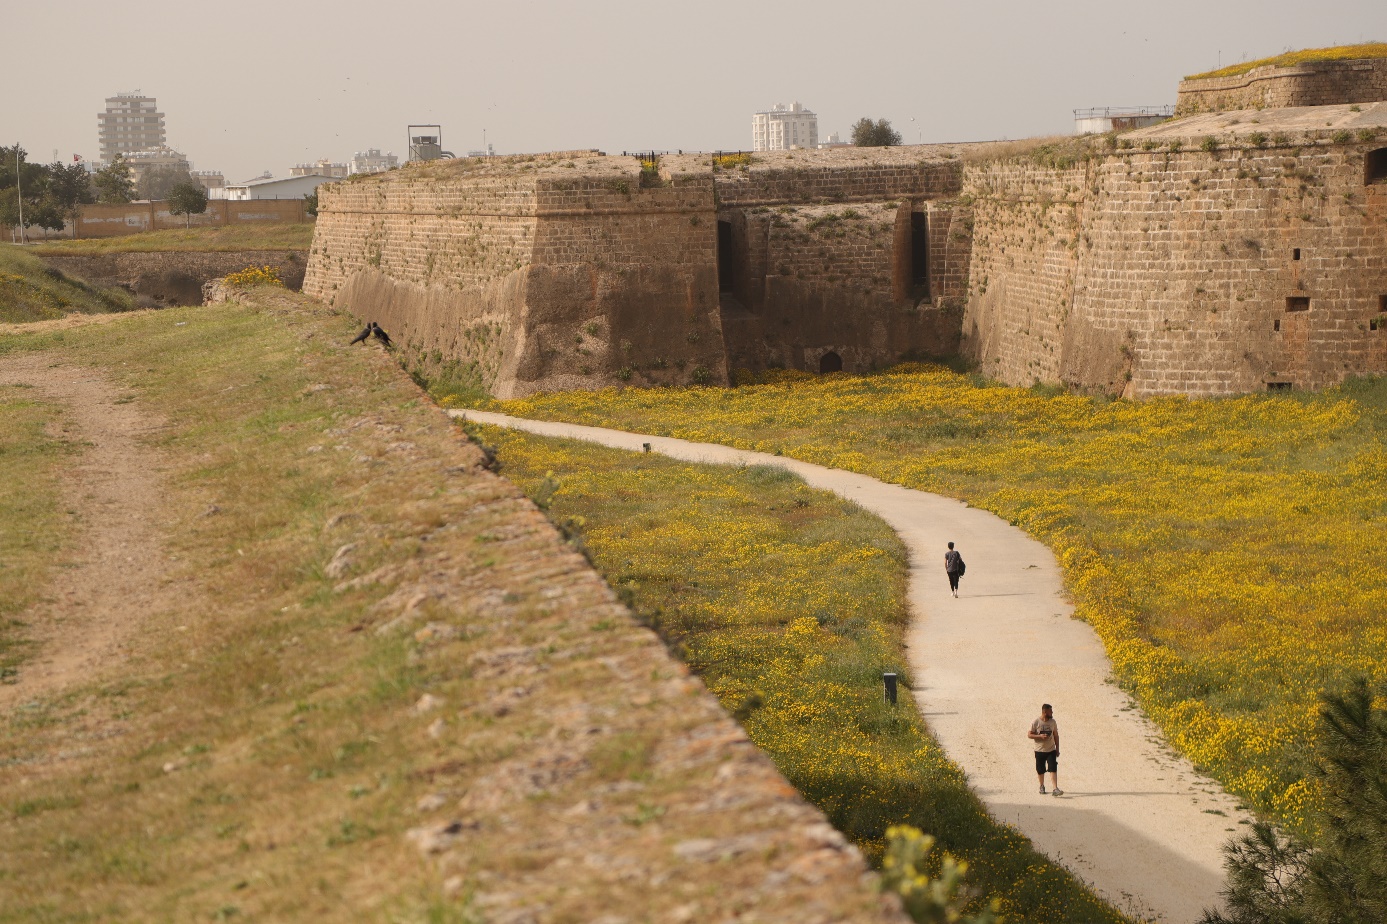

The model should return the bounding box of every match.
[1073,106,1175,135]
[349,148,399,175]
[124,145,191,190]
[291,158,349,178]
[212,174,338,201]
[191,170,225,191]
[752,102,818,152]
[817,132,852,150]
[466,144,496,158]
[98,92,167,163]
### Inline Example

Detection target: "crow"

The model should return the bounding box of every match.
[349,322,372,345]
[371,323,393,347]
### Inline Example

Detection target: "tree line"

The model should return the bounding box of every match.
[2,146,207,236]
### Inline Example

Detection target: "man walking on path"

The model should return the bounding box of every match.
[1029,703,1063,795]
[944,542,965,598]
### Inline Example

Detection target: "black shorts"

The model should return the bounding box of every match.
[1034,750,1058,774]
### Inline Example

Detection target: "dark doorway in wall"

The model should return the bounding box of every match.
[910,212,930,298]
[717,220,734,292]
[1286,296,1310,312]
[819,351,843,373]
[1367,148,1387,185]
[1292,248,1301,261]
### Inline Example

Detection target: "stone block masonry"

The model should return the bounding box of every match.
[962,102,1387,395]
[305,153,725,397]
[1178,57,1387,115]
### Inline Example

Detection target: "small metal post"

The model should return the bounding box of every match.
[642,442,651,453]
[883,672,898,705]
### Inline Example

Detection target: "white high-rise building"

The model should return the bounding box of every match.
[752,102,819,152]
[98,92,166,163]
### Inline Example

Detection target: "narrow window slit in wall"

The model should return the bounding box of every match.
[1292,248,1301,261]
[910,212,930,300]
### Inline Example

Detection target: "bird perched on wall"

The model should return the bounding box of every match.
[349,322,373,345]
[371,323,393,347]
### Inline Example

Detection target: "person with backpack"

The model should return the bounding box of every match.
[944,541,965,598]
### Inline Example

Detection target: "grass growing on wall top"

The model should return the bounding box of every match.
[1186,42,1387,80]
[27,222,314,255]
[474,425,1130,924]
[0,247,135,322]
[490,365,1387,840]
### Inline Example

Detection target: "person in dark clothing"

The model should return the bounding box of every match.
[944,541,965,598]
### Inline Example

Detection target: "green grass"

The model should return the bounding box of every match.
[0,294,589,919]
[487,366,1387,838]
[0,388,73,680]
[472,425,1129,923]
[0,248,135,322]
[26,223,314,256]
[1186,42,1387,80]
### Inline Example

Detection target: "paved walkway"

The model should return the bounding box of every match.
[458,410,1250,923]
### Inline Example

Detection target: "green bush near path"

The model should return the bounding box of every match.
[473,424,1130,924]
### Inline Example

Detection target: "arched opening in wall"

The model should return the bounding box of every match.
[819,351,843,373]
[910,212,930,299]
[717,220,734,292]
[1366,148,1387,185]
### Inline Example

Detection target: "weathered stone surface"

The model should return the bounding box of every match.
[1178,56,1387,115]
[963,102,1387,395]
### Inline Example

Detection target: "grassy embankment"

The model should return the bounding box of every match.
[1186,42,1387,80]
[0,388,72,680]
[0,292,565,921]
[26,223,314,256]
[0,247,135,322]
[469,424,1127,923]
[482,367,1387,839]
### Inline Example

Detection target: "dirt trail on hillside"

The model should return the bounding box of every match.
[0,354,182,709]
[459,410,1252,924]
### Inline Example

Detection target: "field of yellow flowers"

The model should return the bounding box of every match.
[487,367,1387,839]
[472,424,1127,923]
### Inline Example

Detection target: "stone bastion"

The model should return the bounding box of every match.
[305,93,1387,398]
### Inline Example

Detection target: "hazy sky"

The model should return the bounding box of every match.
[6,0,1386,183]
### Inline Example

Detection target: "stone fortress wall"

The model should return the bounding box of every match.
[304,52,1387,398]
[1178,56,1387,115]
[962,103,1387,395]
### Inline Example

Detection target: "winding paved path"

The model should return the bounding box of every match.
[458,410,1250,923]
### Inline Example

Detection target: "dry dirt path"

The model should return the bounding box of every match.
[0,353,184,710]
[458,409,1251,924]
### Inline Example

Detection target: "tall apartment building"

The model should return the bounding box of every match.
[752,102,818,152]
[98,93,166,163]
[349,148,399,175]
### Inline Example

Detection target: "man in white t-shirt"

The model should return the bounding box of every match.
[1027,703,1063,796]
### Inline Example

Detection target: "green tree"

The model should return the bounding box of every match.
[1203,679,1387,924]
[851,117,902,147]
[44,161,95,237]
[880,826,1001,924]
[92,154,134,204]
[137,164,195,201]
[303,189,319,217]
[166,181,208,228]
[0,145,64,235]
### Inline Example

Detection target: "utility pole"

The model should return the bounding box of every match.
[15,146,25,245]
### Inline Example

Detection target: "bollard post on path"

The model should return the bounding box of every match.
[883,672,898,705]
[643,442,652,453]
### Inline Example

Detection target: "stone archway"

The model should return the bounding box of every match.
[819,351,843,373]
